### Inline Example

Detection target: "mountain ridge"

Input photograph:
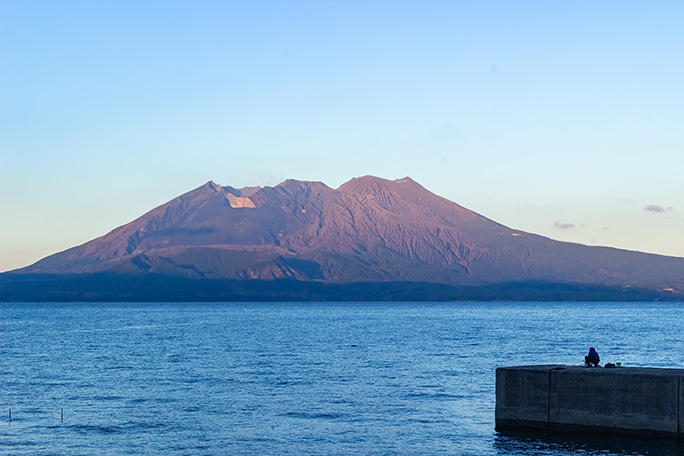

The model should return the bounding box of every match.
[4,175,683,301]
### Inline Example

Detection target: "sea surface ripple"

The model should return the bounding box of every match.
[1,301,684,455]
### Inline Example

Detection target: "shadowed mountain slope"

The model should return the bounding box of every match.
[7,176,684,299]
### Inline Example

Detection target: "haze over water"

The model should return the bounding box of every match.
[2,301,683,455]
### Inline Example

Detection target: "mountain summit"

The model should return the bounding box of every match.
[5,176,684,301]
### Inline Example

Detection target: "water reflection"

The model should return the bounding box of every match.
[494,429,684,456]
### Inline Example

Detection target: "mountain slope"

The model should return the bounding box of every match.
[9,176,684,296]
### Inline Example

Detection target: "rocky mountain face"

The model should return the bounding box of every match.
[12,176,684,297]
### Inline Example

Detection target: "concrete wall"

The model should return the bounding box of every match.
[496,365,684,438]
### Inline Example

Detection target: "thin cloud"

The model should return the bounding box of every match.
[554,221,576,230]
[645,205,673,213]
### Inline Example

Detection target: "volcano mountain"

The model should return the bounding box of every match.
[3,176,683,301]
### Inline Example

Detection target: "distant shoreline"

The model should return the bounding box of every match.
[1,273,680,303]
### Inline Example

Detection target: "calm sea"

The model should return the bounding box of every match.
[1,301,684,455]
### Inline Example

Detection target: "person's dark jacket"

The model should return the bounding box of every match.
[587,348,600,363]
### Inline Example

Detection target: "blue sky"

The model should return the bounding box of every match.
[1,1,683,272]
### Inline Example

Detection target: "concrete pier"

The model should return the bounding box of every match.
[496,365,684,438]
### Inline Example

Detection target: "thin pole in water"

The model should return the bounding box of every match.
[8,409,11,423]
[61,408,63,422]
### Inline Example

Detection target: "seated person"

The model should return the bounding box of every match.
[585,347,600,367]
